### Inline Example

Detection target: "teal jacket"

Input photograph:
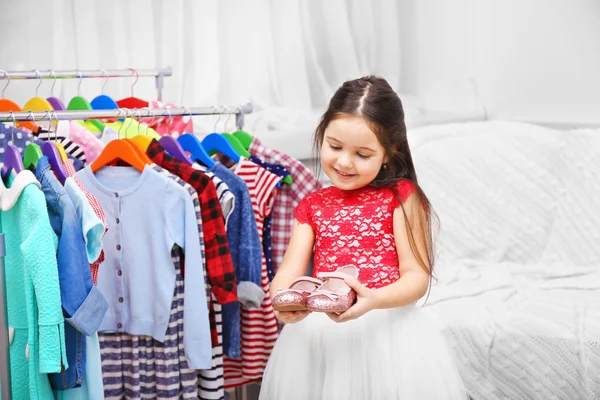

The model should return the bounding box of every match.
[0,170,68,399]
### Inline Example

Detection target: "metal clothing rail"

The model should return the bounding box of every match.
[0,103,254,129]
[0,67,173,101]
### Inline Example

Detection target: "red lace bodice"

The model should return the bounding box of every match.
[294,180,415,289]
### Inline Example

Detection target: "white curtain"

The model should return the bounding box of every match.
[0,0,402,111]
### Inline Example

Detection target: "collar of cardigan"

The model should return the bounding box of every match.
[0,170,41,211]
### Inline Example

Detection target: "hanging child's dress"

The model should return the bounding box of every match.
[260,181,467,400]
[223,158,281,386]
[0,171,68,399]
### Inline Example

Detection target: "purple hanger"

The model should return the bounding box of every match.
[159,136,194,165]
[41,141,69,182]
[47,97,66,111]
[1,145,24,180]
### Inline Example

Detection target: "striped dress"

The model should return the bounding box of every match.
[100,168,226,399]
[223,158,282,387]
[99,251,199,399]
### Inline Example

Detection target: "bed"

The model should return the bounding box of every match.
[409,121,600,400]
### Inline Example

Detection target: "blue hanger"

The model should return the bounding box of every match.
[159,136,194,165]
[91,94,120,112]
[91,72,123,122]
[178,133,215,168]
[201,132,241,163]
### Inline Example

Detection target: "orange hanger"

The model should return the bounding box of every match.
[123,138,153,163]
[91,139,150,173]
[0,70,37,131]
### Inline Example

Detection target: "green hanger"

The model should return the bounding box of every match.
[230,130,293,185]
[67,96,106,131]
[23,143,43,169]
[222,133,251,158]
[282,172,293,185]
[232,129,253,150]
[231,130,293,184]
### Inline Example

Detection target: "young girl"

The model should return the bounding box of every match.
[259,76,467,399]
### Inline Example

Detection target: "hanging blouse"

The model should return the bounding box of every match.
[64,159,107,285]
[75,165,213,369]
[224,157,281,386]
[139,100,194,138]
[69,121,104,163]
[0,170,68,399]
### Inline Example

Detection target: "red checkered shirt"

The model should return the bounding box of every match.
[248,137,322,274]
[65,160,107,285]
[147,140,238,305]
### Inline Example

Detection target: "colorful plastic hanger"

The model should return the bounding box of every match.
[231,129,292,184]
[232,129,254,150]
[222,133,251,158]
[46,70,66,110]
[90,70,123,120]
[41,112,69,181]
[47,97,65,110]
[23,142,43,169]
[67,71,105,131]
[1,113,24,179]
[202,133,241,163]
[130,135,153,152]
[116,69,149,109]
[1,144,23,179]
[67,96,105,131]
[21,71,58,131]
[21,110,44,169]
[159,136,194,165]
[91,139,149,173]
[123,138,153,164]
[42,141,69,182]
[178,133,215,167]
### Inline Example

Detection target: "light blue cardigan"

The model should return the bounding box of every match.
[76,165,212,369]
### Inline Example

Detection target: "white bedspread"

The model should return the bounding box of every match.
[408,121,600,399]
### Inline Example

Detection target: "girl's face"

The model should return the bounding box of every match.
[321,115,387,191]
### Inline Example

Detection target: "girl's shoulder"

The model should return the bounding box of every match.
[298,185,339,205]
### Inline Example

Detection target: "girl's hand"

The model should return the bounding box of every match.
[275,310,312,324]
[327,278,379,323]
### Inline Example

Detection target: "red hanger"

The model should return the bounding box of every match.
[116,68,149,109]
[91,140,150,173]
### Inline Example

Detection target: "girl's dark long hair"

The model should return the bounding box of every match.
[313,76,438,284]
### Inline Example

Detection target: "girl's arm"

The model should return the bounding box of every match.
[270,219,316,299]
[371,192,431,309]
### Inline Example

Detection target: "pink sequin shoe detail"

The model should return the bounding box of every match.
[306,265,359,313]
[272,276,323,312]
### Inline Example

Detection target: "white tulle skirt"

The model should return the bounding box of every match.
[259,305,467,400]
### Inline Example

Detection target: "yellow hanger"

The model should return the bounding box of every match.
[131,135,152,152]
[55,142,68,161]
[21,70,57,129]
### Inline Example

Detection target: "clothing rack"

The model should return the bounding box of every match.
[0,103,254,130]
[0,67,173,101]
[0,102,253,399]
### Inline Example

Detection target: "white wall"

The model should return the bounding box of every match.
[1,0,599,136]
[398,0,600,127]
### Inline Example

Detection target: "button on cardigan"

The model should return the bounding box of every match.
[75,164,212,369]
